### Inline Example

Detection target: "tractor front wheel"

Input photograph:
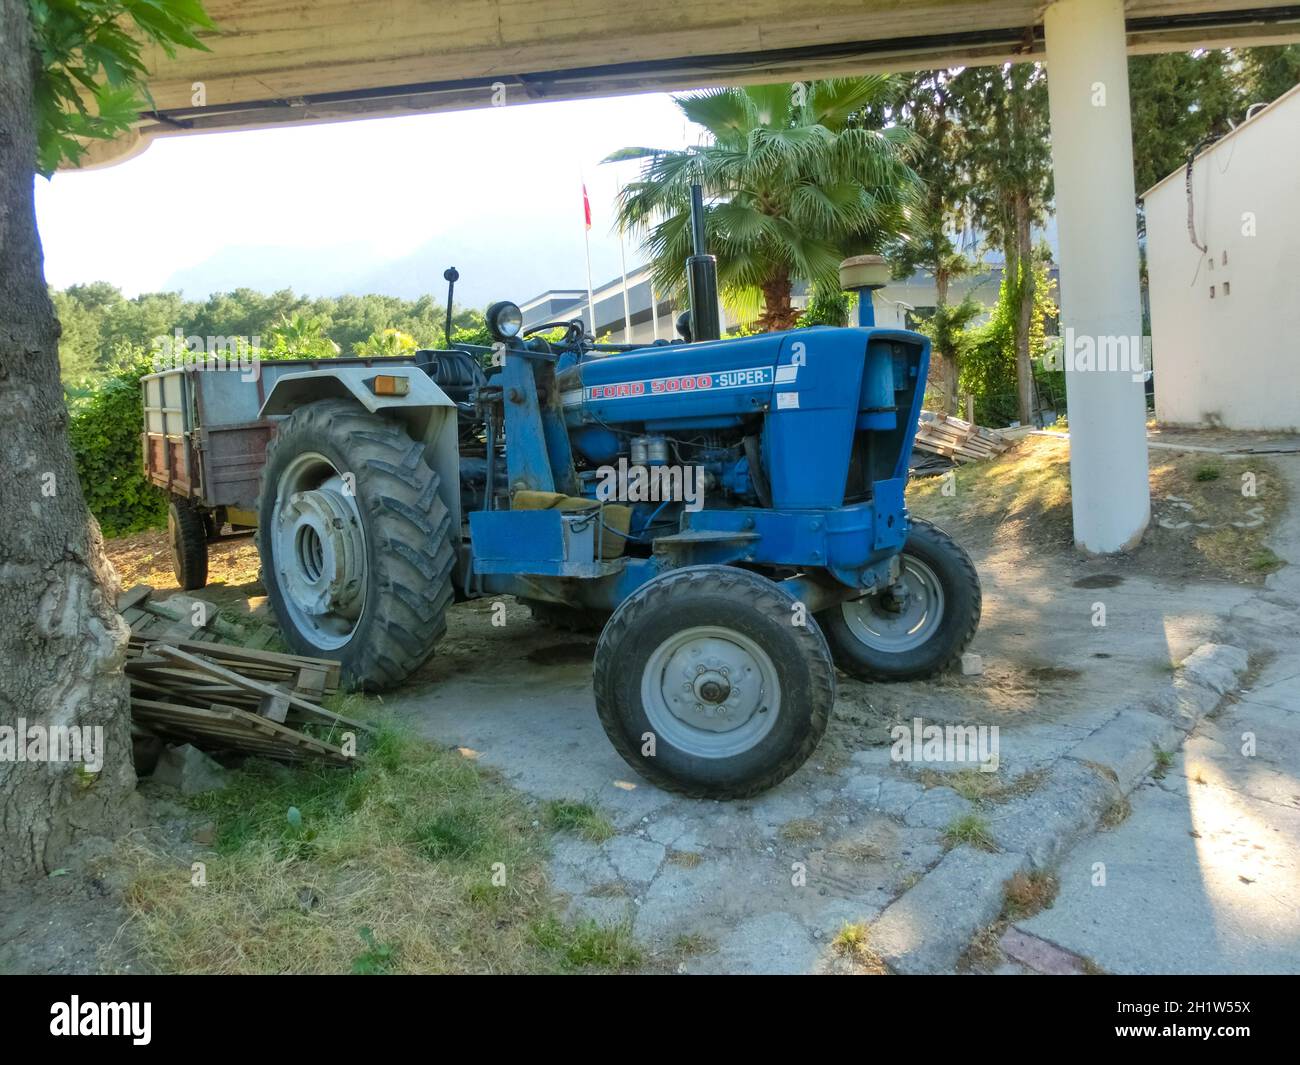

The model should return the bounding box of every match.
[594,565,835,799]
[257,399,455,690]
[819,518,981,682]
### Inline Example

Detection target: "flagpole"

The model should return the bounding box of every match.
[581,173,596,337]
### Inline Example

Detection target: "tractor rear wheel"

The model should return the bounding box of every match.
[819,518,981,682]
[594,565,835,799]
[257,398,455,690]
[168,497,208,591]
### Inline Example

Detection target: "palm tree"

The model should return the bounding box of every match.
[607,79,922,331]
[268,313,340,358]
[354,328,417,357]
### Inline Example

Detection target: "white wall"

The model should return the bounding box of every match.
[1144,85,1300,432]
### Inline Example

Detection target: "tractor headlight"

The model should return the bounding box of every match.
[486,301,523,341]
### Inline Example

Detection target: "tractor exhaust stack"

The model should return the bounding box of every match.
[686,184,721,342]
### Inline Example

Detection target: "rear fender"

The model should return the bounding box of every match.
[259,367,462,548]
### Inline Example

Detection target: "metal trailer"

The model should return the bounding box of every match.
[141,355,422,589]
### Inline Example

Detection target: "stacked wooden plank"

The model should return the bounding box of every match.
[119,584,277,649]
[915,412,1013,463]
[119,586,364,765]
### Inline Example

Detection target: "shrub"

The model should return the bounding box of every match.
[67,346,166,537]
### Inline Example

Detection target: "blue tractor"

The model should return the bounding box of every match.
[254,190,981,798]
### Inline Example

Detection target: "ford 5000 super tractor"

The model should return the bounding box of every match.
[251,194,981,798]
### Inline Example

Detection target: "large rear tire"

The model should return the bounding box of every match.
[257,398,455,690]
[594,565,835,799]
[819,518,981,682]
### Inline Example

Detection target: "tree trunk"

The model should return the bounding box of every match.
[934,270,959,415]
[1012,192,1036,426]
[757,273,800,332]
[0,0,138,883]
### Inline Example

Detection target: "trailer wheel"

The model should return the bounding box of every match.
[257,398,455,690]
[819,518,981,681]
[594,565,835,799]
[168,498,208,591]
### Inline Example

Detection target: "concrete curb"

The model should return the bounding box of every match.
[867,642,1250,974]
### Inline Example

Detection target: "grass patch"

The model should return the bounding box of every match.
[778,817,824,843]
[543,799,615,843]
[120,705,573,974]
[1194,462,1223,482]
[917,767,1046,804]
[528,916,641,971]
[831,922,887,973]
[672,931,716,958]
[1152,747,1175,780]
[667,849,703,869]
[1099,796,1132,830]
[942,813,997,852]
[1003,870,1059,920]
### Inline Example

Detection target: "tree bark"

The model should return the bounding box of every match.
[0,0,137,883]
[757,273,800,332]
[934,270,959,415]
[1012,192,1036,426]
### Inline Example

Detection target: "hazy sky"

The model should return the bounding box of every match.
[34,92,704,308]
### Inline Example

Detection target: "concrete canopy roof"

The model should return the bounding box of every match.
[86,0,1300,167]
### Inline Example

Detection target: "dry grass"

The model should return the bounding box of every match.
[778,817,824,843]
[908,437,1075,553]
[908,435,1287,584]
[916,767,1047,804]
[831,922,887,973]
[1003,870,1059,920]
[1099,796,1132,830]
[119,708,627,974]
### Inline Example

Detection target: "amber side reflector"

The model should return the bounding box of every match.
[371,375,410,396]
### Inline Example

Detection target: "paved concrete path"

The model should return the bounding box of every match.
[1012,454,1300,974]
[390,517,1252,972]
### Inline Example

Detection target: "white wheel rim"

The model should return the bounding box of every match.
[271,451,367,650]
[841,554,945,653]
[640,625,780,759]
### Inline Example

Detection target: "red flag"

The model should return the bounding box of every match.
[582,184,592,230]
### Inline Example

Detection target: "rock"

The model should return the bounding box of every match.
[961,652,984,676]
[151,744,227,795]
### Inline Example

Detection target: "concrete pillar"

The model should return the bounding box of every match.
[1044,0,1150,553]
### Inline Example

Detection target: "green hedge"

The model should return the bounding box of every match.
[67,352,166,537]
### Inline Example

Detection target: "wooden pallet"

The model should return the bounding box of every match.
[915,412,1013,464]
[130,697,352,764]
[118,585,362,764]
